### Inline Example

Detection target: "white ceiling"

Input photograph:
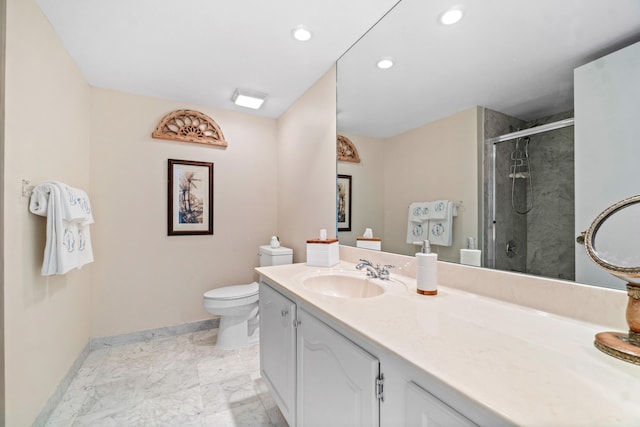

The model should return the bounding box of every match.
[35,0,400,119]
[37,0,640,138]
[338,0,640,137]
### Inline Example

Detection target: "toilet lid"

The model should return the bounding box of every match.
[204,282,259,300]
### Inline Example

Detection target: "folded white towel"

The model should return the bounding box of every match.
[428,201,454,246]
[408,202,431,222]
[406,221,428,244]
[29,182,94,275]
[429,200,448,219]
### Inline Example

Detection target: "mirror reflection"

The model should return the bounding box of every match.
[587,196,640,277]
[336,0,640,288]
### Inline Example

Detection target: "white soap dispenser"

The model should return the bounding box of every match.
[416,240,438,296]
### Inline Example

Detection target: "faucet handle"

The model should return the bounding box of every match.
[359,258,372,264]
[379,264,395,279]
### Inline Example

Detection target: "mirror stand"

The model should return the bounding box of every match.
[584,195,640,365]
[594,284,640,365]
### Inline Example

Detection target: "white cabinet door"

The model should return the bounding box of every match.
[259,281,297,426]
[296,308,380,427]
[405,381,476,427]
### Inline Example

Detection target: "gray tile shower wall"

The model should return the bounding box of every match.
[484,108,575,280]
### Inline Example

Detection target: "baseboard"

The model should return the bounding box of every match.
[89,318,219,350]
[31,343,90,427]
[33,318,219,426]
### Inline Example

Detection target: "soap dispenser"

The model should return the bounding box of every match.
[416,240,438,295]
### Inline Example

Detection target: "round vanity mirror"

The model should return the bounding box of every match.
[584,195,640,283]
[584,194,640,365]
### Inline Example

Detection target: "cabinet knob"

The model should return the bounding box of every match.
[281,310,289,317]
[294,320,302,327]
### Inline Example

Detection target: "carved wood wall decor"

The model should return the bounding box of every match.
[152,109,228,148]
[337,135,360,163]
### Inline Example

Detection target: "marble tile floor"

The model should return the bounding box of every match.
[45,328,288,426]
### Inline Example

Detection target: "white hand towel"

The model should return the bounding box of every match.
[47,181,94,224]
[29,182,94,275]
[406,221,428,244]
[428,201,454,246]
[429,200,449,219]
[408,202,431,222]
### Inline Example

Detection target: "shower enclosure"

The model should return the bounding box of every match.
[484,109,575,281]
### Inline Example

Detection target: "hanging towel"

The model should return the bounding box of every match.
[408,202,431,222]
[29,182,94,275]
[406,220,428,244]
[428,200,454,246]
[429,200,449,219]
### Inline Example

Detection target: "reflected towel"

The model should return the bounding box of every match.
[406,221,428,244]
[428,201,454,246]
[408,202,431,222]
[429,200,448,219]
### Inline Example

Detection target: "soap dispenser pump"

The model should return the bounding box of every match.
[416,240,438,295]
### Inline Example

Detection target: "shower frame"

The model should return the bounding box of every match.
[485,117,575,270]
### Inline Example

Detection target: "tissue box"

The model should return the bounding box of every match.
[306,239,339,267]
[356,237,381,251]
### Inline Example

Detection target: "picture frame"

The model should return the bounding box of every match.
[168,159,214,235]
[337,174,352,232]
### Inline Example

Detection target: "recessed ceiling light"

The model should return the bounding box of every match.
[231,89,267,110]
[291,25,313,42]
[439,7,464,25]
[376,57,395,70]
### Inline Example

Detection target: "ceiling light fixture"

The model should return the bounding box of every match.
[438,7,464,25]
[291,25,313,42]
[231,89,267,110]
[376,57,395,70]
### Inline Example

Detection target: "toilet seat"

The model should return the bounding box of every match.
[203,282,259,309]
[204,282,258,300]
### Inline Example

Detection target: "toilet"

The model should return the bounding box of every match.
[203,245,293,350]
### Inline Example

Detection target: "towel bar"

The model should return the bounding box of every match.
[22,179,34,198]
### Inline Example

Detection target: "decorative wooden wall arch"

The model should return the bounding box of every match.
[152,109,228,148]
[337,135,360,163]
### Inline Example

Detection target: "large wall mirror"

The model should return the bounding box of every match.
[337,0,640,290]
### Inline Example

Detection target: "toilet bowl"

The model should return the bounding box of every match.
[203,244,293,350]
[203,282,260,350]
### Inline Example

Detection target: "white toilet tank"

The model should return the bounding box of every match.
[259,245,293,267]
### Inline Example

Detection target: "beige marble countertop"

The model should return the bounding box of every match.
[256,260,640,427]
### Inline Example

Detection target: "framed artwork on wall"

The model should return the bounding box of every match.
[337,174,352,232]
[168,159,214,235]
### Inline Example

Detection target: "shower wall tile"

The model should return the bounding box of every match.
[483,108,574,281]
[525,111,575,280]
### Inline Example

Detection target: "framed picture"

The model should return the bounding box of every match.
[168,159,214,235]
[337,174,352,232]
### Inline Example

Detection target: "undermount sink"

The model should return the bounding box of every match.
[299,271,408,299]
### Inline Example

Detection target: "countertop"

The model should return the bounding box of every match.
[256,261,640,427]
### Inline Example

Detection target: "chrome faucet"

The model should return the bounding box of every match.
[355,258,395,280]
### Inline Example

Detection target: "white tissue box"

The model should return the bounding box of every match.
[356,237,381,251]
[306,239,339,267]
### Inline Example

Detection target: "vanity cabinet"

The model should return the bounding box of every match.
[260,278,475,427]
[404,381,476,427]
[259,281,297,426]
[296,308,380,426]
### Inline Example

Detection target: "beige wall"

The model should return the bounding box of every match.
[383,107,480,262]
[337,132,385,247]
[276,68,337,262]
[4,0,92,424]
[90,88,278,338]
[2,1,336,424]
